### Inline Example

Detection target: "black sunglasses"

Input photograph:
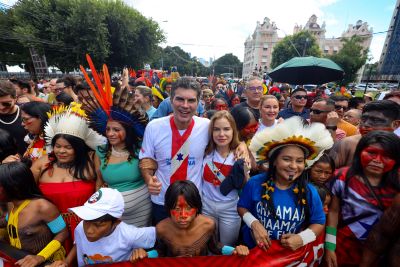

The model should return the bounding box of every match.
[310,108,329,115]
[293,95,307,100]
[0,102,12,107]
[335,105,348,111]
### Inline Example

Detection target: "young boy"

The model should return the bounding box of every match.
[50,188,156,267]
[131,180,249,262]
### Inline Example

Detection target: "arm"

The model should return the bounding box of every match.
[237,207,271,250]
[93,153,105,190]
[30,156,45,183]
[48,245,77,267]
[324,195,340,267]
[139,158,161,195]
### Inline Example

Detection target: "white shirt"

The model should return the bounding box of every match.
[139,115,209,205]
[75,221,156,267]
[257,119,278,133]
[202,151,238,201]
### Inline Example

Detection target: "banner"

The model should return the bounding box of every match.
[0,234,324,267]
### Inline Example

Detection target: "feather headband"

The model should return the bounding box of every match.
[44,103,106,151]
[249,117,333,166]
[79,54,148,138]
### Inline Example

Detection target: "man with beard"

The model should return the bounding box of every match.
[329,100,400,168]
[0,81,27,156]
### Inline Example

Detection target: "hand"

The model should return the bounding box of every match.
[2,154,21,164]
[147,175,162,195]
[15,255,45,267]
[234,142,249,161]
[280,233,303,251]
[251,220,272,251]
[130,248,148,263]
[277,117,284,124]
[47,260,68,267]
[326,111,339,126]
[324,249,338,267]
[233,245,250,257]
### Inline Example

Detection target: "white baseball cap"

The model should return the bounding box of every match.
[69,188,124,220]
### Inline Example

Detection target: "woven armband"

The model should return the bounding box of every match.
[298,228,316,246]
[47,215,66,234]
[139,158,158,170]
[222,246,235,255]
[37,240,62,260]
[243,212,258,228]
[325,226,337,251]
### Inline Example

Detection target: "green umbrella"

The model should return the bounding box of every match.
[269,56,344,84]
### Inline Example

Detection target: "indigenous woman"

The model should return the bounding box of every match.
[21,101,51,162]
[230,105,259,144]
[0,162,68,266]
[31,105,105,253]
[325,131,400,267]
[202,111,247,245]
[78,55,151,227]
[257,95,280,132]
[238,117,333,250]
[211,97,229,111]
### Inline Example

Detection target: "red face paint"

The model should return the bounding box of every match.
[360,145,396,173]
[231,97,240,106]
[359,126,394,136]
[242,123,259,135]
[170,195,197,223]
[215,104,228,111]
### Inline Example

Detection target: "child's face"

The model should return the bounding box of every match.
[310,162,333,184]
[170,195,197,229]
[323,194,332,215]
[83,220,115,242]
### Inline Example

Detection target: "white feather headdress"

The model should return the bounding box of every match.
[44,104,106,151]
[249,117,333,166]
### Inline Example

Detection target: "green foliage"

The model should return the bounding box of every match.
[328,36,368,85]
[0,0,164,72]
[150,46,210,76]
[211,53,242,77]
[270,31,321,69]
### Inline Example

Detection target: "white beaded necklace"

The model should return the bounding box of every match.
[0,106,20,125]
[111,146,129,157]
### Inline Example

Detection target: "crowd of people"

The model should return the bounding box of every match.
[0,58,399,267]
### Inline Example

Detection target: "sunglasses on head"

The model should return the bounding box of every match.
[335,105,348,111]
[310,108,329,115]
[293,95,307,100]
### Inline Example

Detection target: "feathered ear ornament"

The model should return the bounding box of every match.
[79,54,148,138]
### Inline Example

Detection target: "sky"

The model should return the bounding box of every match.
[2,0,397,64]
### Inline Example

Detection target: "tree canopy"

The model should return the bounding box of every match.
[270,31,321,69]
[328,36,368,85]
[211,53,242,77]
[0,0,164,73]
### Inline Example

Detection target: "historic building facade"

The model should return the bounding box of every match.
[242,15,373,79]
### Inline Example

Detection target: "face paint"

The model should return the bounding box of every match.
[242,123,259,135]
[170,195,197,222]
[359,126,394,136]
[360,145,396,173]
[215,104,228,111]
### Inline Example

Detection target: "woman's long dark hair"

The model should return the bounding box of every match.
[20,101,52,131]
[0,129,19,162]
[42,134,95,181]
[0,162,43,200]
[346,131,400,192]
[263,146,310,225]
[98,121,140,169]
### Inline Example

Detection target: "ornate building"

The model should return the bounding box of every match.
[242,15,373,80]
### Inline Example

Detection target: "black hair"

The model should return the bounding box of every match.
[290,88,307,96]
[17,80,31,93]
[0,80,16,98]
[165,180,202,216]
[55,92,74,106]
[310,153,335,175]
[362,100,400,122]
[346,131,400,193]
[210,96,228,109]
[0,129,19,162]
[204,109,217,119]
[348,97,365,109]
[312,183,331,205]
[58,75,77,92]
[98,120,141,169]
[230,105,253,131]
[87,213,118,224]
[263,146,310,224]
[171,77,201,101]
[43,134,95,181]
[0,162,43,200]
[329,95,349,103]
[20,101,52,130]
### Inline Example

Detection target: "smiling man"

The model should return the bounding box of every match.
[278,88,310,120]
[0,80,27,155]
[139,77,210,224]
